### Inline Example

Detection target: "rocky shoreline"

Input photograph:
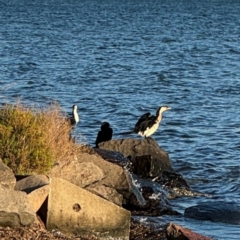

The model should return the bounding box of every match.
[0,137,212,239]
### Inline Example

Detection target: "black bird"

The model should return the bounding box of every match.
[68,105,79,126]
[95,122,113,148]
[121,106,171,138]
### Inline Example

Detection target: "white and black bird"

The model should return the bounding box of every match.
[95,122,113,148]
[68,104,79,127]
[122,106,171,138]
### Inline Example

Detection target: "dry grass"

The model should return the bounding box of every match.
[0,102,81,175]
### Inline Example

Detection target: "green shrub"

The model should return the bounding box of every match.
[0,103,76,175]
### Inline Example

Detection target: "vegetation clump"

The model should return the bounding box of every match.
[0,103,77,175]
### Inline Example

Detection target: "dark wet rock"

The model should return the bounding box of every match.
[124,174,180,217]
[184,201,240,225]
[122,171,146,207]
[94,147,130,167]
[130,155,153,178]
[99,138,173,177]
[155,171,199,198]
[166,222,212,240]
[154,171,204,199]
[159,171,190,189]
[125,186,180,217]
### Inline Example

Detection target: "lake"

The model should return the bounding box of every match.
[1,0,240,239]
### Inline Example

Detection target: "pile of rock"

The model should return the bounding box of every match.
[0,151,131,239]
[0,138,211,240]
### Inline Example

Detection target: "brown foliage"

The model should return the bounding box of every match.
[0,103,81,175]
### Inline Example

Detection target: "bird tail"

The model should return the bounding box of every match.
[115,130,135,136]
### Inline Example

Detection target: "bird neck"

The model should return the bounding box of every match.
[156,112,163,123]
[73,109,79,123]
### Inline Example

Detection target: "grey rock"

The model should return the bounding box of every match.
[0,159,16,189]
[99,138,173,177]
[14,174,49,193]
[0,186,36,227]
[49,161,105,188]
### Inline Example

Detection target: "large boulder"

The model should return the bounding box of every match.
[184,201,240,225]
[0,186,36,227]
[47,178,131,239]
[0,159,16,189]
[50,161,105,188]
[14,174,49,193]
[98,138,173,177]
[48,146,131,206]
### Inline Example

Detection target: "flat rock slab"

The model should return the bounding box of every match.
[14,174,49,194]
[184,201,240,225]
[0,159,16,189]
[0,186,35,227]
[49,161,104,188]
[47,177,131,239]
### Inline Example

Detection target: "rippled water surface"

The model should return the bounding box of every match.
[1,0,240,239]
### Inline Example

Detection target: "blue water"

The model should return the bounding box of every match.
[1,0,240,239]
